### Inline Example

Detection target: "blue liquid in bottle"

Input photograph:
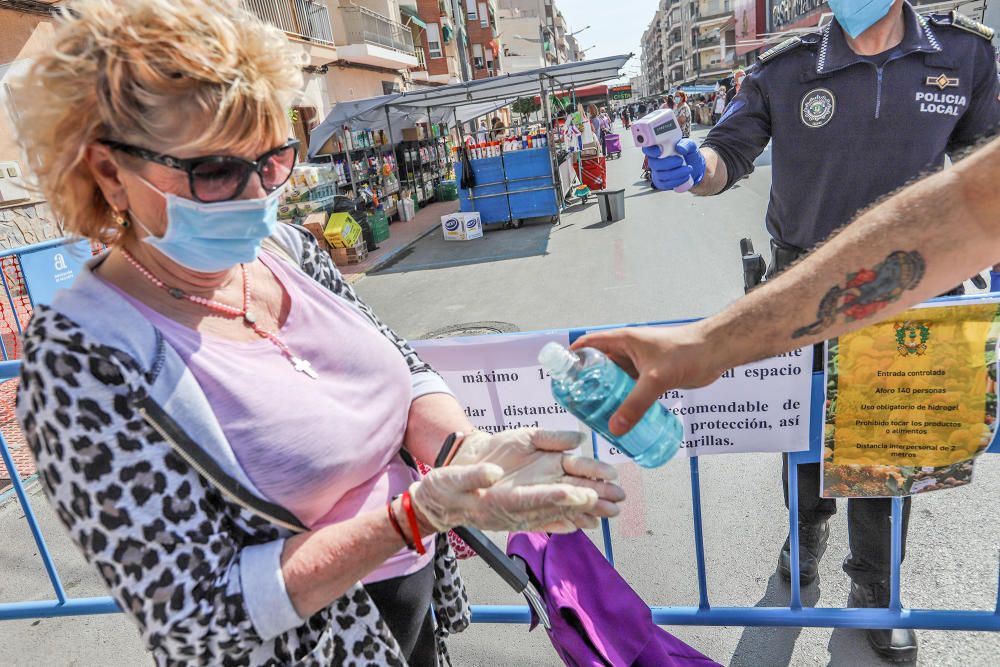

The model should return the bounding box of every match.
[539,342,682,468]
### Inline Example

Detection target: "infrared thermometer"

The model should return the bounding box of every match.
[630,108,693,192]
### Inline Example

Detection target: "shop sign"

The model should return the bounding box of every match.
[769,0,827,31]
[610,85,633,100]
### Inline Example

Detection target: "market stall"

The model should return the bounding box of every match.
[300,54,630,263]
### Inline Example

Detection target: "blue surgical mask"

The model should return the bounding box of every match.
[828,0,895,39]
[131,176,281,273]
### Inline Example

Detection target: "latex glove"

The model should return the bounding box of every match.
[642,139,706,192]
[990,270,1000,293]
[449,429,624,522]
[409,462,602,534]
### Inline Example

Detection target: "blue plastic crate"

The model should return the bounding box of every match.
[456,162,510,225]
[508,177,558,220]
[502,148,551,179]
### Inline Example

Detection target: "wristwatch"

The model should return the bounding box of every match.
[434,431,467,467]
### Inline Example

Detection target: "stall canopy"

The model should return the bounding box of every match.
[307,53,632,157]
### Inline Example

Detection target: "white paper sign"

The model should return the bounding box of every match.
[412,332,581,434]
[596,347,814,463]
[413,331,813,463]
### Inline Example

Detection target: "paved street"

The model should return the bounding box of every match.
[1,128,999,666]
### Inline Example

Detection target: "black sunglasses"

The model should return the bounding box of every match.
[99,138,300,203]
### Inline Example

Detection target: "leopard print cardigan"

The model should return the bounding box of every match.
[15,229,470,665]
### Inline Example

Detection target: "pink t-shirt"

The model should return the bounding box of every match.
[113,251,433,582]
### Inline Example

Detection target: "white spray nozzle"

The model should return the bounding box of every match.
[538,342,577,377]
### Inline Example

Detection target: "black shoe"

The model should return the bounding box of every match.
[777,520,829,585]
[848,580,918,663]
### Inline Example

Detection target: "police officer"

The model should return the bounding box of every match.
[643,0,1000,661]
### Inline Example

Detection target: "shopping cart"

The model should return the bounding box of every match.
[603,133,622,159]
[573,155,606,192]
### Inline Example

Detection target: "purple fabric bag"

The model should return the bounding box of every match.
[507,531,721,667]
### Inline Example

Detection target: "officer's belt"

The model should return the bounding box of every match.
[766,238,806,278]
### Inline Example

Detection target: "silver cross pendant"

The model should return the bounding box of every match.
[292,356,319,380]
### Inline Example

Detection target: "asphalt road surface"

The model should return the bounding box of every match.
[1,128,998,666]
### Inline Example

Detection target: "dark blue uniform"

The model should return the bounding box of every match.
[703,4,1000,251]
[701,4,1000,591]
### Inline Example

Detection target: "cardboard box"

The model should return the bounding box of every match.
[401,126,426,142]
[324,212,363,248]
[330,238,368,265]
[462,212,483,240]
[441,212,482,241]
[301,213,332,251]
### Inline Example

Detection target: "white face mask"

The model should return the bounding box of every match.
[131,175,282,273]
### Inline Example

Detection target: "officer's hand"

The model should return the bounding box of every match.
[642,139,706,192]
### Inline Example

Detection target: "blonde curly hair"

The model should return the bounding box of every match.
[11,0,304,243]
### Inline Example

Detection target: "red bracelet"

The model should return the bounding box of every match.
[386,498,415,551]
[400,491,427,555]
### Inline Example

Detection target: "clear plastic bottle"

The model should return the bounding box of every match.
[538,342,682,468]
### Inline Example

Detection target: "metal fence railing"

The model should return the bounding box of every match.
[0,237,998,641]
[241,0,335,46]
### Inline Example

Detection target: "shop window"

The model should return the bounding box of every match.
[427,23,442,58]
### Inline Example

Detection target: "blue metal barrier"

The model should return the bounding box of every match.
[2,306,1000,635]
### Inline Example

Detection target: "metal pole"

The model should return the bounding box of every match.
[539,73,561,223]
[384,106,397,218]
[343,128,358,196]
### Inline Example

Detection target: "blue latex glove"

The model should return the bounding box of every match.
[642,139,706,192]
[990,271,1000,293]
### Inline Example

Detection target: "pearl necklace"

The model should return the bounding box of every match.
[120,248,318,379]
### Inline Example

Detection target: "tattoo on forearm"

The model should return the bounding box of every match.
[792,250,925,339]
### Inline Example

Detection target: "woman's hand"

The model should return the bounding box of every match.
[448,429,624,520]
[571,323,728,436]
[409,462,609,534]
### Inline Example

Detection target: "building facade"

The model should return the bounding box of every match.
[497,0,582,74]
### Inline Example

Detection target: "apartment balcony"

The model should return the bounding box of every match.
[339,6,419,69]
[694,36,721,51]
[242,0,335,46]
[693,10,734,27]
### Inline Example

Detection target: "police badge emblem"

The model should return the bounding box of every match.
[801,88,836,128]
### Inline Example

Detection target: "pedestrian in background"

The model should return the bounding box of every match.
[674,91,692,138]
[713,87,728,124]
[640,1,1000,659]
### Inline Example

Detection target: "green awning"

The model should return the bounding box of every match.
[400,5,426,30]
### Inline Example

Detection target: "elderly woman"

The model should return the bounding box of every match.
[12,1,623,665]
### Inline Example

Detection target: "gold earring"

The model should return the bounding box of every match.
[111,207,130,229]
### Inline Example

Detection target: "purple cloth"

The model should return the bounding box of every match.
[508,531,721,667]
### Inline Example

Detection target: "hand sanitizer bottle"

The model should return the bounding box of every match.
[539,342,682,468]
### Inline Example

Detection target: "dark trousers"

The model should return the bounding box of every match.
[767,237,917,585]
[782,456,911,584]
[364,562,438,665]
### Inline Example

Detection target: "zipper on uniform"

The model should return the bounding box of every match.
[138,406,305,533]
[875,67,884,119]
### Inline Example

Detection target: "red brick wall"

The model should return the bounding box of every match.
[416,0,452,77]
[465,9,496,80]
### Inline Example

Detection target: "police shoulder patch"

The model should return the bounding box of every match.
[758,37,803,65]
[927,11,995,41]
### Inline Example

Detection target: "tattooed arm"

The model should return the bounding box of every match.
[574,134,1000,435]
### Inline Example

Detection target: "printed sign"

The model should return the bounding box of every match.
[610,85,633,101]
[18,239,91,306]
[411,332,580,435]
[596,346,813,464]
[413,329,813,466]
[823,300,1000,497]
